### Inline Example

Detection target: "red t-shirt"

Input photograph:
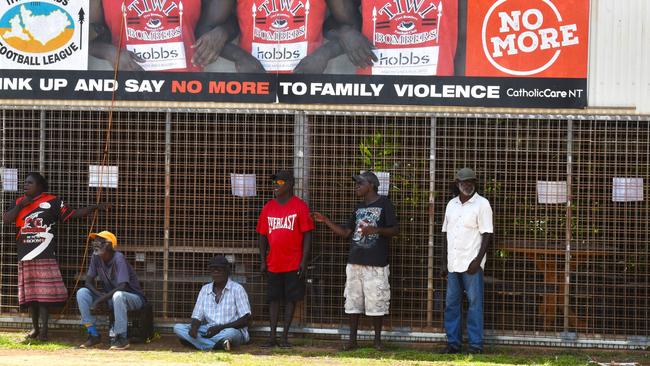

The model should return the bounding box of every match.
[256,196,314,272]
[237,0,326,73]
[102,0,202,72]
[358,0,457,75]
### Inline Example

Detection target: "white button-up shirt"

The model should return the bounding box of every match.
[442,193,493,272]
[191,279,251,342]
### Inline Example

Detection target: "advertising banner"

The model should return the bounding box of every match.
[0,0,89,69]
[0,0,590,108]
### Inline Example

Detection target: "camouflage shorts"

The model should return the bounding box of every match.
[344,264,390,316]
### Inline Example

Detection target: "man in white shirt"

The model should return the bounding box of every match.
[440,168,493,354]
[173,255,251,351]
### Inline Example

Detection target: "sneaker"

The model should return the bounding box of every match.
[467,346,484,354]
[110,335,130,350]
[80,334,101,348]
[222,339,231,351]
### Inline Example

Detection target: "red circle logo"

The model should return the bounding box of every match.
[481,0,580,76]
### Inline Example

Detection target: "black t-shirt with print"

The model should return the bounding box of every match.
[11,194,73,261]
[346,196,398,267]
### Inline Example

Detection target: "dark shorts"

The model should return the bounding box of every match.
[267,270,305,302]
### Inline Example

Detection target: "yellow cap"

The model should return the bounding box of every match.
[88,231,117,248]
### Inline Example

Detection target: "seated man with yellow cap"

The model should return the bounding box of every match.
[76,231,146,350]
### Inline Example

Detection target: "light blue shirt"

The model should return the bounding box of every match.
[191,279,251,341]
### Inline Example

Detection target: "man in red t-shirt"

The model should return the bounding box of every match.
[256,169,314,348]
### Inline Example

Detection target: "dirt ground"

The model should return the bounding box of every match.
[0,328,647,366]
[0,328,340,366]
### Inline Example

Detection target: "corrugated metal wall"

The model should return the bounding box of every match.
[588,0,650,113]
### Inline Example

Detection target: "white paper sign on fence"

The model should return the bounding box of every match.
[536,181,567,204]
[231,173,257,197]
[375,172,390,196]
[1,168,18,191]
[89,165,118,188]
[612,177,643,202]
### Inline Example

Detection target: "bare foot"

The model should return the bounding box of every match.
[25,328,39,339]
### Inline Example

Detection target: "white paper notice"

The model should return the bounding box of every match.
[612,177,643,202]
[89,165,119,188]
[231,173,257,197]
[1,168,18,191]
[536,181,567,204]
[375,171,390,196]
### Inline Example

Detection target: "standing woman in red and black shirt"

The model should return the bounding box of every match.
[2,172,110,341]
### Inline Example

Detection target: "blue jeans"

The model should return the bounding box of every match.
[173,323,245,351]
[444,270,484,349]
[76,287,144,336]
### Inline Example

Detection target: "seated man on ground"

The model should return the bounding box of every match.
[173,255,251,351]
[77,231,146,350]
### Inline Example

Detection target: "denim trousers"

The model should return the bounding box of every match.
[76,287,144,336]
[173,323,245,351]
[444,270,484,349]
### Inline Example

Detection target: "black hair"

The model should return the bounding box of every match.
[26,172,48,192]
[354,176,379,193]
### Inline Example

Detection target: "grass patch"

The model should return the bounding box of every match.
[0,332,75,350]
[333,346,591,366]
[0,330,646,366]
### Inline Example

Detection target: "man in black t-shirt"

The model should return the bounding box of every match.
[313,171,399,351]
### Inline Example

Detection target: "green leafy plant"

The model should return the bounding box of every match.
[357,132,428,210]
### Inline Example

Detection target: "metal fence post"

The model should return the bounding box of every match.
[163,111,171,317]
[294,111,309,202]
[427,116,437,327]
[39,110,45,173]
[564,119,574,335]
